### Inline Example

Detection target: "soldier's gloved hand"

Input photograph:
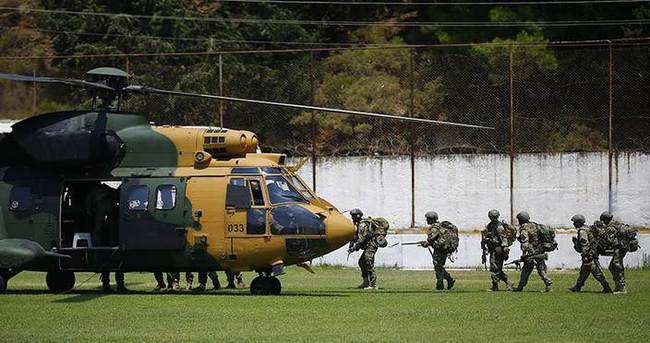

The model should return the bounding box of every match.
[502,247,510,255]
[419,241,428,248]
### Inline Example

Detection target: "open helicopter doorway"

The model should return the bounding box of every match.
[60,180,122,249]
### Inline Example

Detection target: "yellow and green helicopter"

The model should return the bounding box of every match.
[0,67,490,295]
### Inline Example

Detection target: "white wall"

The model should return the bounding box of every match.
[294,153,650,230]
[315,233,650,269]
[0,121,12,133]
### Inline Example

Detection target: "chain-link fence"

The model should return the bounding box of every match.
[1,42,648,227]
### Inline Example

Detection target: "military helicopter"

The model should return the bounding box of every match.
[0,67,491,295]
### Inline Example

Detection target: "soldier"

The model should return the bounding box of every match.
[600,211,632,294]
[569,214,612,293]
[101,272,127,293]
[513,211,553,292]
[481,210,514,291]
[420,211,457,291]
[348,217,390,290]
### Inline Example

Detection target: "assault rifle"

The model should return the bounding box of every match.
[481,249,488,271]
[389,241,426,248]
[504,253,548,270]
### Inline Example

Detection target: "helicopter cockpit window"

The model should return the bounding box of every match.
[265,175,306,204]
[231,167,259,174]
[126,185,149,211]
[261,167,282,174]
[270,205,325,235]
[155,185,177,210]
[8,186,32,212]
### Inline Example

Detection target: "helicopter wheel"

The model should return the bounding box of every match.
[46,270,76,293]
[250,276,282,295]
[0,273,6,294]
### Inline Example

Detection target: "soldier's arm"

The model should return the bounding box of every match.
[519,228,533,255]
[423,227,439,247]
[578,229,590,255]
[351,223,369,251]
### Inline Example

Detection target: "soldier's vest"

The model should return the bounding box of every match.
[432,221,459,253]
[572,227,595,254]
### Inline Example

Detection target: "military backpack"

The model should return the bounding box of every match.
[433,221,459,253]
[592,221,618,255]
[617,223,639,253]
[369,218,389,248]
[535,223,558,252]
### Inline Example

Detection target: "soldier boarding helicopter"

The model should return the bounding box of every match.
[0,67,491,295]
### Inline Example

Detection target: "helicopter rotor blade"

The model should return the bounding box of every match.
[125,85,493,130]
[0,72,115,92]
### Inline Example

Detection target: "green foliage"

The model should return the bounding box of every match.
[546,123,608,152]
[471,9,558,84]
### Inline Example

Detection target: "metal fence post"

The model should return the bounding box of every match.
[219,53,224,130]
[310,52,317,192]
[608,43,614,213]
[409,48,416,228]
[509,46,515,224]
[32,61,37,115]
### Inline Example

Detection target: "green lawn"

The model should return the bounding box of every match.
[1,267,649,342]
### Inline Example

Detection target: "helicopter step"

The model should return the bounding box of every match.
[250,275,282,296]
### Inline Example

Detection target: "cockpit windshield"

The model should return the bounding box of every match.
[286,174,315,201]
[265,175,307,204]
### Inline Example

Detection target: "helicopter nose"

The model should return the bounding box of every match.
[326,212,356,251]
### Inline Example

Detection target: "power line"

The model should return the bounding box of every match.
[0,37,647,61]
[2,6,648,27]
[217,0,650,5]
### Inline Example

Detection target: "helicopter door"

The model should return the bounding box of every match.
[119,178,187,250]
[224,177,267,258]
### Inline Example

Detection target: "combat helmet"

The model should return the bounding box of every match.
[425,211,439,221]
[571,214,586,224]
[488,209,500,219]
[600,211,613,221]
[350,208,363,217]
[516,211,530,222]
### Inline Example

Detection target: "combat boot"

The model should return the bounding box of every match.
[447,278,456,290]
[357,277,369,289]
[601,284,613,293]
[569,285,581,292]
[490,282,498,292]
[193,284,206,292]
[116,283,128,293]
[543,284,553,293]
[435,280,444,290]
[153,284,166,292]
[212,281,221,291]
[363,285,377,290]
[505,281,514,291]
[613,287,627,295]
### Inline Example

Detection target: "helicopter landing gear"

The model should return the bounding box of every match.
[250,275,282,295]
[46,270,76,293]
[0,273,6,294]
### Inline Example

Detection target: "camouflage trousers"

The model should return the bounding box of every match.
[517,256,552,289]
[609,249,627,291]
[432,251,453,282]
[489,250,510,285]
[359,248,377,287]
[101,272,124,287]
[199,271,220,288]
[574,255,609,289]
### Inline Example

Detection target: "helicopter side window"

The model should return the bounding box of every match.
[155,185,177,210]
[248,179,265,206]
[8,186,32,212]
[231,167,259,174]
[126,185,149,211]
[261,167,282,174]
[265,175,306,205]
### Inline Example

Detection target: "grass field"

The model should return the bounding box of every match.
[1,267,649,342]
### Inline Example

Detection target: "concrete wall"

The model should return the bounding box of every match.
[294,153,650,230]
[315,233,650,269]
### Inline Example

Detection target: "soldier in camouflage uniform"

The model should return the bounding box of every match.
[420,211,456,291]
[194,271,221,292]
[513,211,553,292]
[569,214,612,293]
[600,211,629,294]
[348,217,389,290]
[482,210,514,291]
